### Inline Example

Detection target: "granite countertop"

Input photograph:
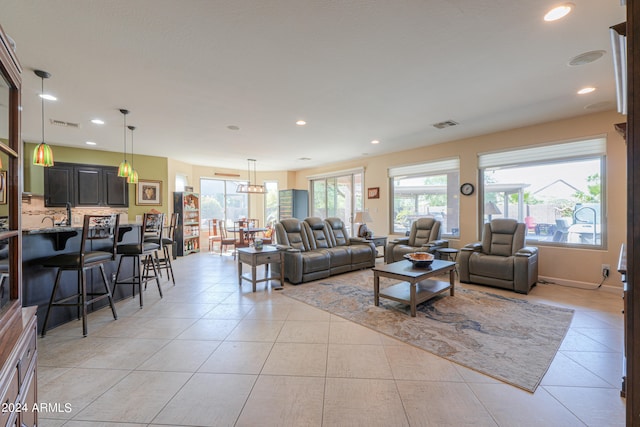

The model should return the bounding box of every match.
[23,223,142,234]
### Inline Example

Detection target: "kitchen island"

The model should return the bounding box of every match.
[22,224,141,333]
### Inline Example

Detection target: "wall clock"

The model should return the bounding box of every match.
[460,183,475,196]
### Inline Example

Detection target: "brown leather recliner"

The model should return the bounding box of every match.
[458,218,538,294]
[384,217,448,264]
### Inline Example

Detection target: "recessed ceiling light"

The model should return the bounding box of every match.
[85,141,97,145]
[298,157,311,161]
[577,87,596,95]
[39,94,57,101]
[544,3,574,22]
[91,119,104,125]
[296,120,307,126]
[227,125,240,131]
[371,140,380,144]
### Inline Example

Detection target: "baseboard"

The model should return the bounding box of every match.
[538,275,622,295]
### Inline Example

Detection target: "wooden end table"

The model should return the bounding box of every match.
[365,236,387,258]
[237,246,285,292]
[372,259,456,316]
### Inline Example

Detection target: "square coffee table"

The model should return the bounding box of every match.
[372,259,456,316]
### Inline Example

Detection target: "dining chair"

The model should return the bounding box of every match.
[219,220,237,258]
[208,218,222,251]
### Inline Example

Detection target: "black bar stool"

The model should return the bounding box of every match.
[114,212,164,307]
[146,212,178,285]
[41,214,120,337]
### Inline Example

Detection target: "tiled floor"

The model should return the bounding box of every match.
[37,251,626,426]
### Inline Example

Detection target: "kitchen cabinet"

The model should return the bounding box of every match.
[45,162,128,207]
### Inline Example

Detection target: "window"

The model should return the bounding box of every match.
[479,137,606,248]
[264,181,279,227]
[309,169,363,235]
[200,178,248,228]
[389,158,460,236]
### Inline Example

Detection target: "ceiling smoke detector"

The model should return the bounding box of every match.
[568,50,606,66]
[432,120,459,129]
[50,119,80,128]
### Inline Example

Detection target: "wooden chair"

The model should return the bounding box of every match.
[219,220,237,258]
[208,218,221,252]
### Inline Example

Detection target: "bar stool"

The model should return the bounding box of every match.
[146,212,178,285]
[114,213,163,307]
[41,214,120,337]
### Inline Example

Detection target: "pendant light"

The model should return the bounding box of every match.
[126,125,139,184]
[236,159,266,194]
[117,109,131,177]
[33,69,54,166]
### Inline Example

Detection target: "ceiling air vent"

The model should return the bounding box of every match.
[50,119,80,128]
[432,120,458,129]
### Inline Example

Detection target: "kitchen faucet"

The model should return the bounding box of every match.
[66,202,72,226]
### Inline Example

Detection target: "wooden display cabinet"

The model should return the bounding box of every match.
[173,191,201,256]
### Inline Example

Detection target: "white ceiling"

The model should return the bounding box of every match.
[1,1,626,172]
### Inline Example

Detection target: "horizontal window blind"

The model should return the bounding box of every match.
[306,167,364,181]
[388,157,460,178]
[479,137,606,169]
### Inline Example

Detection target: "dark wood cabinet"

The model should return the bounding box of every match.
[45,162,128,207]
[44,163,73,207]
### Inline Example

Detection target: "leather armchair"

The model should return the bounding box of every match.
[458,218,538,294]
[384,217,448,263]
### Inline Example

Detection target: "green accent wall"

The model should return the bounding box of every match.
[24,142,169,220]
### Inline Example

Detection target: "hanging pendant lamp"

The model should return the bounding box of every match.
[126,125,138,184]
[236,159,266,194]
[33,69,54,166]
[117,109,131,177]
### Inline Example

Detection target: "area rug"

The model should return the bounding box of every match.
[283,270,574,392]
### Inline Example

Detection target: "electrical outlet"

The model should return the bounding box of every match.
[111,272,117,283]
[602,264,610,278]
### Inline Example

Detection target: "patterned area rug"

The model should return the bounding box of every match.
[283,270,574,392]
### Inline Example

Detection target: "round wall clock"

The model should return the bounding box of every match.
[460,183,475,196]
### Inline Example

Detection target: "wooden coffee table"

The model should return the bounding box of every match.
[372,259,456,316]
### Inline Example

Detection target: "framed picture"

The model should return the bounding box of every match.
[136,179,162,206]
[0,171,6,204]
[367,187,380,199]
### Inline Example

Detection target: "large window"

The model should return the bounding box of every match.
[264,181,279,227]
[479,137,606,248]
[309,169,363,235]
[389,158,460,236]
[200,178,248,228]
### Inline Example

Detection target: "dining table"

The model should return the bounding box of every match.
[227,226,267,244]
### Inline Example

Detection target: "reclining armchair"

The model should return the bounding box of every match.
[458,218,538,294]
[384,217,448,264]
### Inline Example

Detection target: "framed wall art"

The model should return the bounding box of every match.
[367,187,380,199]
[136,179,162,206]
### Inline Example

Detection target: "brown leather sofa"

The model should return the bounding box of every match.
[275,217,376,284]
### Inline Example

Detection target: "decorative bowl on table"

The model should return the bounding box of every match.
[404,252,434,268]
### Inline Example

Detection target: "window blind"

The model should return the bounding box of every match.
[388,157,460,178]
[478,137,606,169]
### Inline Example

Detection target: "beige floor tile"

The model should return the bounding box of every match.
[37,367,130,420]
[136,339,220,372]
[286,302,332,321]
[541,352,613,387]
[63,421,147,427]
[153,373,256,426]
[236,375,325,426]
[544,385,626,427]
[175,318,240,340]
[327,343,393,379]
[93,316,197,339]
[133,301,216,318]
[199,341,274,374]
[276,320,330,343]
[77,337,169,370]
[225,319,285,342]
[323,377,409,426]
[384,344,464,381]
[202,302,253,319]
[469,383,584,427]
[262,342,327,376]
[244,303,292,320]
[562,350,624,387]
[73,371,191,423]
[329,321,383,345]
[397,380,498,426]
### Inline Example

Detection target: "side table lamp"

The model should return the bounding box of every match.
[354,211,374,238]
